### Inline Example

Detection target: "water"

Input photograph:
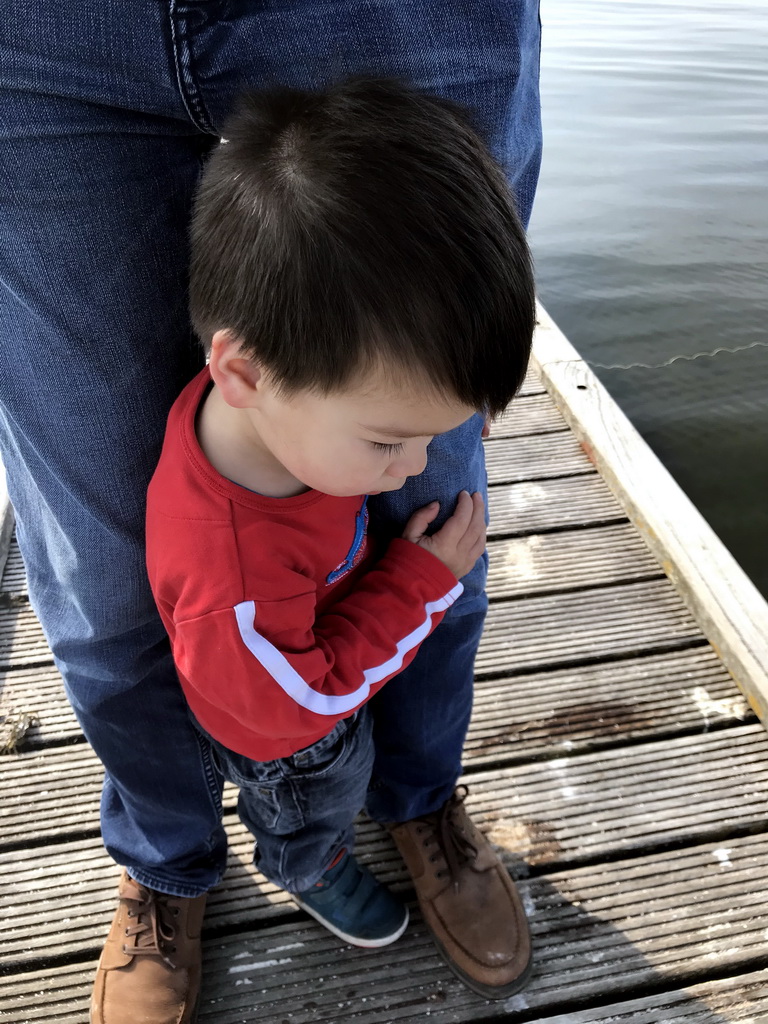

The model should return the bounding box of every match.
[528,0,768,595]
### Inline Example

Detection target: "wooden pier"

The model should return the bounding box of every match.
[2,309,768,1023]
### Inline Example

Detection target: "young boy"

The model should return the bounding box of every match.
[145,78,535,1000]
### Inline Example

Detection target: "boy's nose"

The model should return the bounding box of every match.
[386,447,428,479]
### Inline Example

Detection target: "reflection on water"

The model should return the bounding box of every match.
[529,0,768,594]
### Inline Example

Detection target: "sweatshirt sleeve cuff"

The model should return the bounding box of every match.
[384,537,464,598]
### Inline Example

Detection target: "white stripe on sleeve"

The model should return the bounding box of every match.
[233,582,464,716]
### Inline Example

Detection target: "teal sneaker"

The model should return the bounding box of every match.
[294,850,408,948]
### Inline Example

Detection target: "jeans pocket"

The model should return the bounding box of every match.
[287,711,363,779]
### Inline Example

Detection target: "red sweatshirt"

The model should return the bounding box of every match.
[145,368,463,761]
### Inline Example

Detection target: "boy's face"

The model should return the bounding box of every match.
[250,368,477,498]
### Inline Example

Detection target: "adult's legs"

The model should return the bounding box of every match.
[1,0,540,894]
[3,1,540,1017]
[1,0,540,924]
[0,2,225,897]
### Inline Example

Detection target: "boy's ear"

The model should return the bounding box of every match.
[208,330,264,409]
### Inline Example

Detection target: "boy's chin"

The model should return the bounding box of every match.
[367,484,405,496]
[318,484,400,497]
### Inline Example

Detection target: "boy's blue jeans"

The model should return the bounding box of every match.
[0,1,541,897]
[193,710,375,894]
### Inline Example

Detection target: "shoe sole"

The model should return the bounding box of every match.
[187,991,201,1024]
[294,898,409,949]
[90,987,201,1024]
[431,933,534,1000]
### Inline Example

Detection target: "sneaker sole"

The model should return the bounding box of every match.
[294,898,409,949]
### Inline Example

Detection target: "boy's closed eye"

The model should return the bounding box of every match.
[370,441,405,455]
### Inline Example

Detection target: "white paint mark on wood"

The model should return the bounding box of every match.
[691,686,749,722]
[506,481,548,508]
[497,536,542,584]
[712,847,733,869]
[504,992,530,1012]
[228,957,293,973]
[550,758,578,801]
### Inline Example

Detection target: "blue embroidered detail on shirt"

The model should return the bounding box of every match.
[326,496,370,585]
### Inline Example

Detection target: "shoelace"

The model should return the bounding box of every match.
[121,878,180,968]
[418,785,479,892]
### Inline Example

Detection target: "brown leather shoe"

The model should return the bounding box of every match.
[389,786,532,999]
[90,872,206,1024]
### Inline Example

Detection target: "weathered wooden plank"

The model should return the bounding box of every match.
[0,463,13,588]
[518,368,546,397]
[533,305,768,726]
[517,969,768,1024]
[486,523,660,596]
[4,962,768,1024]
[4,724,768,958]
[0,665,76,746]
[478,579,701,674]
[492,393,569,438]
[4,834,767,1023]
[0,606,51,668]
[488,475,624,536]
[466,647,752,763]
[465,725,768,866]
[0,537,26,596]
[0,744,103,844]
[485,431,591,485]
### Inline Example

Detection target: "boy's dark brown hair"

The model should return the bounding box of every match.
[189,78,535,416]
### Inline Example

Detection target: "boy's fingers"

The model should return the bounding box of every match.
[439,490,472,539]
[463,493,485,534]
[402,501,440,542]
[455,489,474,519]
[472,492,486,526]
[466,494,487,549]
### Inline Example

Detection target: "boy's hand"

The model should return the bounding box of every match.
[402,491,486,579]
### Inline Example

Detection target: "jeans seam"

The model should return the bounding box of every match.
[168,0,217,135]
[191,720,226,821]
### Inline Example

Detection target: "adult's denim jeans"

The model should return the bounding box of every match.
[0,1,541,896]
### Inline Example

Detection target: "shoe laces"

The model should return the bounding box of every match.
[120,878,180,968]
[417,786,479,891]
